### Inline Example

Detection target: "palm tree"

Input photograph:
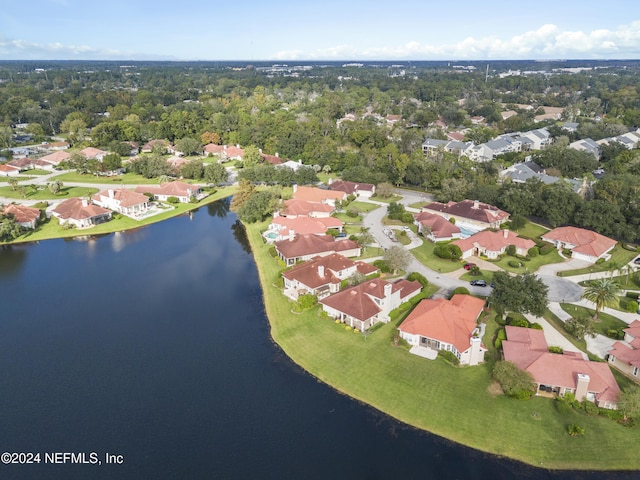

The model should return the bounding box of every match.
[581,278,621,321]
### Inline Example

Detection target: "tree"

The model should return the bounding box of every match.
[180,160,204,180]
[48,180,62,195]
[230,178,255,213]
[0,213,25,241]
[492,361,536,400]
[581,278,621,321]
[375,182,395,198]
[356,227,374,253]
[102,153,122,173]
[174,137,202,156]
[8,177,18,191]
[204,163,228,185]
[618,386,640,420]
[242,145,262,167]
[489,271,548,318]
[383,246,411,275]
[201,131,221,145]
[236,190,278,223]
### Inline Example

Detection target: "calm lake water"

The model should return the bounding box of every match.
[0,200,636,479]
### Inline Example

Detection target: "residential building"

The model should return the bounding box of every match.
[568,138,601,159]
[80,147,108,161]
[135,181,204,203]
[282,253,379,300]
[92,189,150,217]
[607,320,640,381]
[292,185,346,206]
[413,212,461,242]
[541,226,617,263]
[503,326,619,409]
[142,139,172,154]
[2,203,41,229]
[398,294,487,365]
[320,278,422,331]
[452,229,536,260]
[275,234,361,266]
[52,198,112,228]
[0,164,20,176]
[421,199,510,231]
[263,216,343,243]
[327,179,376,198]
[40,150,71,167]
[279,199,335,218]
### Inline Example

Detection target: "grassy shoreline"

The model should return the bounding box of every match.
[243,220,640,471]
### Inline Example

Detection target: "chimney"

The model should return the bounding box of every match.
[275,152,279,157]
[318,265,325,277]
[575,373,590,402]
[293,184,298,193]
[328,177,333,185]
[473,200,480,209]
[289,230,295,241]
[108,189,114,199]
[384,282,392,297]
[81,198,88,207]
[503,228,509,239]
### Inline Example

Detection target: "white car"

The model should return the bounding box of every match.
[402,226,411,232]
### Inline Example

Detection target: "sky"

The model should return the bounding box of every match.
[1,0,639,61]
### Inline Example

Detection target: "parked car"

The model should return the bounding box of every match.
[401,226,411,232]
[634,257,640,265]
[463,263,477,270]
[470,279,487,287]
[336,232,347,238]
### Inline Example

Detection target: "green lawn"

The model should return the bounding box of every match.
[560,304,628,337]
[244,220,640,470]
[24,169,51,175]
[0,176,35,182]
[3,186,237,244]
[559,246,637,277]
[411,240,463,273]
[459,271,496,284]
[346,201,381,213]
[514,221,550,239]
[50,171,167,185]
[492,250,564,273]
[0,185,98,200]
[369,194,402,204]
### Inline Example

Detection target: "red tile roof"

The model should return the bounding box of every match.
[293,186,346,203]
[261,153,282,165]
[0,164,20,173]
[413,212,460,239]
[423,199,509,225]
[541,226,617,259]
[135,181,200,198]
[399,295,485,353]
[275,234,360,260]
[271,216,343,236]
[609,341,640,368]
[328,180,375,195]
[3,204,40,224]
[281,199,335,216]
[283,253,378,289]
[80,147,107,158]
[40,150,71,165]
[52,198,111,221]
[453,229,535,254]
[93,188,149,208]
[503,326,620,405]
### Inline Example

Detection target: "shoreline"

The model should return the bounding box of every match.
[241,218,640,472]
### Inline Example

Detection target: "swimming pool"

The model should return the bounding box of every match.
[458,225,480,238]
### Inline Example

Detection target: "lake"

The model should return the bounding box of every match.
[0,201,635,479]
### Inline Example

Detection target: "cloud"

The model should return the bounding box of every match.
[0,37,174,61]
[272,21,640,60]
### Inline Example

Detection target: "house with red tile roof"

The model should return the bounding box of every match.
[142,139,172,154]
[398,294,487,365]
[135,181,203,203]
[52,198,112,229]
[264,215,343,243]
[292,185,346,206]
[320,278,422,331]
[6,157,51,170]
[540,226,617,263]
[92,188,150,217]
[80,147,108,160]
[282,253,379,300]
[422,199,509,231]
[0,164,20,176]
[327,179,375,198]
[453,229,535,260]
[413,211,461,242]
[40,150,71,167]
[166,156,190,169]
[279,199,335,218]
[260,152,283,165]
[2,203,41,229]
[503,326,619,409]
[203,144,244,161]
[608,320,640,381]
[36,141,70,152]
[275,234,361,266]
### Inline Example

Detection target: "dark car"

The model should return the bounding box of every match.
[463,263,477,270]
[470,279,487,287]
[634,257,640,265]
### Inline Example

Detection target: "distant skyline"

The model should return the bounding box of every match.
[1,0,639,61]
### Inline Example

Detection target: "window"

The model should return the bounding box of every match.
[634,367,639,377]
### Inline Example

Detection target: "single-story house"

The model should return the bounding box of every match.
[282,253,379,300]
[327,179,375,198]
[92,189,150,217]
[203,144,244,161]
[568,138,601,159]
[275,234,361,266]
[52,198,112,229]
[2,203,41,229]
[135,181,204,203]
[36,141,70,152]
[413,212,461,242]
[279,199,335,218]
[608,320,640,380]
[142,139,172,154]
[540,226,617,263]
[503,326,619,409]
[40,150,71,167]
[80,147,108,161]
[0,164,21,176]
[320,278,422,331]
[452,229,536,260]
[398,294,487,365]
[422,199,510,231]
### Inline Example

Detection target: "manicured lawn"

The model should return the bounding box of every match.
[369,194,402,204]
[0,176,35,182]
[51,171,166,185]
[23,169,51,175]
[559,246,637,277]
[411,240,463,273]
[459,271,496,283]
[542,309,588,352]
[560,304,628,337]
[514,221,550,239]
[4,186,237,244]
[491,250,564,273]
[333,212,362,223]
[244,221,640,470]
[346,201,380,213]
[0,185,98,200]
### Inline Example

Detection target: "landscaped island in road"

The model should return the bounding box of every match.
[242,219,640,471]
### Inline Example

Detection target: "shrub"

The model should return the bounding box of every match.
[32,201,49,209]
[508,260,522,268]
[406,272,429,288]
[469,265,481,276]
[507,317,530,328]
[539,244,555,255]
[346,208,360,218]
[625,300,638,313]
[297,294,317,310]
[595,257,605,264]
[494,328,507,349]
[492,361,536,399]
[494,314,506,326]
[437,350,460,366]
[373,259,391,273]
[548,346,564,354]
[582,400,600,416]
[528,246,539,257]
[451,287,470,297]
[555,398,574,415]
[625,291,640,299]
[607,328,625,340]
[274,276,284,289]
[166,196,180,204]
[433,243,462,261]
[568,424,585,437]
[529,322,543,330]
[400,212,414,224]
[506,245,516,256]
[268,246,277,257]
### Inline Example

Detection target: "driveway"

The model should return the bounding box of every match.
[538,275,584,302]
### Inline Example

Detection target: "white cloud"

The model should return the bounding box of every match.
[272,21,640,60]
